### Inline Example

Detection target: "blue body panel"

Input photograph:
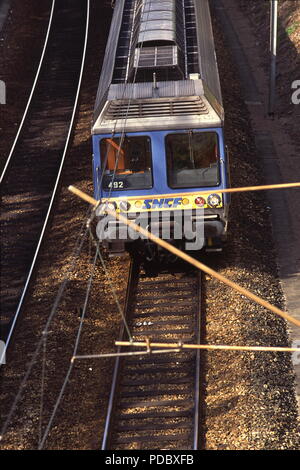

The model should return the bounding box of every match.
[92,128,230,205]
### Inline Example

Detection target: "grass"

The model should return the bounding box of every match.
[285,23,300,36]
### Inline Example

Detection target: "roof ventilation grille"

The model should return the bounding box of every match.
[106,97,208,120]
[134,45,179,69]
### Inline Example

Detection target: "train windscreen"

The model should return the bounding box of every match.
[166,132,220,188]
[100,136,152,190]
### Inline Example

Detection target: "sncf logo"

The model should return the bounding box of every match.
[142,197,182,210]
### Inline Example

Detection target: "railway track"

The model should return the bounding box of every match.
[0,0,90,352]
[102,259,203,450]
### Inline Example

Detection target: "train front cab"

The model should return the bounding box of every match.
[92,127,230,254]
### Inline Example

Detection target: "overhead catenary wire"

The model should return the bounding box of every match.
[20,223,133,449]
[99,0,155,202]
[68,184,300,329]
[114,340,300,354]
[1,0,139,444]
[2,0,298,443]
[35,212,94,447]
[38,246,99,450]
[38,231,133,449]
[3,179,298,444]
[1,5,94,422]
[92,0,155,342]
[0,221,90,443]
[71,349,183,361]
[102,181,300,202]
[70,342,300,361]
[89,227,133,341]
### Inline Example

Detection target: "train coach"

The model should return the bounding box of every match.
[92,0,230,256]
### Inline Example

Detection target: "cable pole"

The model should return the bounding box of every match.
[268,0,278,117]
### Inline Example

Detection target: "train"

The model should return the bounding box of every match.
[92,0,230,256]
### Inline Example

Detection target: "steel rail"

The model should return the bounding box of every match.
[0,0,91,366]
[101,261,203,450]
[0,0,56,185]
[101,258,138,450]
[193,272,202,450]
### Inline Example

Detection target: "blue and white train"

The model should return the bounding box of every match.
[92,0,230,255]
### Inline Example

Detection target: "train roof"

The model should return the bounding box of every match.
[92,0,223,135]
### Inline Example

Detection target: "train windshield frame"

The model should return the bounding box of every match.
[165,131,220,189]
[100,135,153,191]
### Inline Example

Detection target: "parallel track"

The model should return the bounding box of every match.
[0,0,90,354]
[102,259,203,450]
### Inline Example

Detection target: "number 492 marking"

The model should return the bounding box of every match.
[108,181,124,189]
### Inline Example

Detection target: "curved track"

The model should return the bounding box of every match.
[102,259,203,450]
[0,0,56,182]
[0,0,90,354]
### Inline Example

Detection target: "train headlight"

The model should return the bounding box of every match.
[96,201,117,215]
[119,200,131,212]
[195,197,205,207]
[134,200,142,209]
[207,194,221,208]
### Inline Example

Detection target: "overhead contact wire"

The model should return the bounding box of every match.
[38,247,99,450]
